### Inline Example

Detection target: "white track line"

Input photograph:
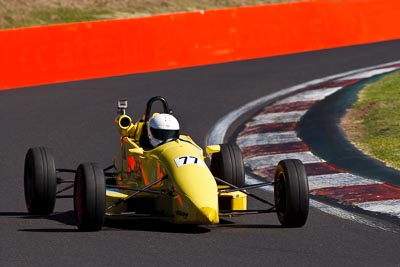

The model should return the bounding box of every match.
[247,111,306,126]
[308,173,381,190]
[245,174,398,233]
[276,87,342,104]
[207,60,400,145]
[356,199,400,219]
[207,60,400,232]
[237,131,300,147]
[338,67,398,80]
[245,151,324,169]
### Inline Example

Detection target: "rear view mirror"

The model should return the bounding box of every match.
[206,145,220,155]
[117,100,128,115]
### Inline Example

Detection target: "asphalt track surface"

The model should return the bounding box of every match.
[1,40,400,266]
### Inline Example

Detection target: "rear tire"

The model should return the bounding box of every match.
[24,147,57,215]
[274,159,309,227]
[74,163,106,231]
[210,143,245,187]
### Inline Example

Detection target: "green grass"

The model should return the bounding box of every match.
[32,8,112,25]
[1,8,113,29]
[0,0,296,29]
[349,70,400,169]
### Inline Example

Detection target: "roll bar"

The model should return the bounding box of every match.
[144,96,173,122]
[140,96,173,149]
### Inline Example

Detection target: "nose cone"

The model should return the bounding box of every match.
[198,207,219,224]
[174,197,219,225]
[158,141,220,224]
[181,189,219,225]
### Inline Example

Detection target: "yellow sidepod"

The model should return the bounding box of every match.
[153,139,219,224]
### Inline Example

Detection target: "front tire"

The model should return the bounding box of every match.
[210,143,245,187]
[24,147,57,215]
[74,163,106,231]
[274,159,309,227]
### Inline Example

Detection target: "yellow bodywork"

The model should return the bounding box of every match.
[218,187,247,212]
[108,113,247,225]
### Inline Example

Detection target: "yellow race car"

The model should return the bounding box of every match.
[24,96,309,231]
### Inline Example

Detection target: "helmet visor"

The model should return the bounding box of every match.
[151,128,179,141]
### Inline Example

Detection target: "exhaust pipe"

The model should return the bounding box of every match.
[115,114,133,136]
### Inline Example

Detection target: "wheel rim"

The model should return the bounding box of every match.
[275,172,287,213]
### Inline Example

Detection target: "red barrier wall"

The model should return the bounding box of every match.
[1,0,400,90]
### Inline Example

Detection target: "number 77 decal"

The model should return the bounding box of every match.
[174,156,205,167]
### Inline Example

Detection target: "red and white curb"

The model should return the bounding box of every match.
[207,61,400,230]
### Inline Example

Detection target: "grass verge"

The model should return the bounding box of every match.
[0,0,295,29]
[341,70,400,170]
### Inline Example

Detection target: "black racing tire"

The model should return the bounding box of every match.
[74,163,106,232]
[24,147,57,215]
[210,143,245,187]
[274,159,309,227]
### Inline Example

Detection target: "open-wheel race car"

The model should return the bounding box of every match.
[24,96,310,231]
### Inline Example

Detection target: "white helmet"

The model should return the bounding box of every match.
[148,113,180,147]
